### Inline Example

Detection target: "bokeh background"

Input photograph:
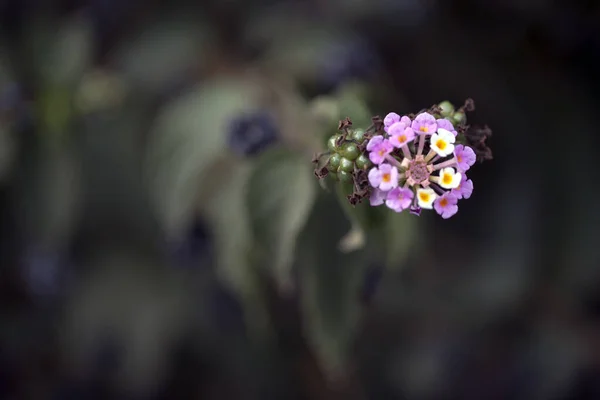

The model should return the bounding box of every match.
[1,0,600,399]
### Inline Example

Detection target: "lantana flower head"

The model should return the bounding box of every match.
[312,99,492,220]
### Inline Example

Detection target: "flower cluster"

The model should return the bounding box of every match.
[313,99,492,219]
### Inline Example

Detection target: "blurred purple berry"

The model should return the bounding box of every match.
[169,218,212,269]
[319,38,381,93]
[360,264,384,305]
[227,111,279,156]
[210,286,245,333]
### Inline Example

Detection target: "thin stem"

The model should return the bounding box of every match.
[417,135,425,156]
[384,154,403,169]
[424,149,437,163]
[432,157,458,171]
[401,145,412,161]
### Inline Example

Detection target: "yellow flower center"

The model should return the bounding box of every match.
[440,198,448,207]
[420,126,428,133]
[442,173,453,185]
[382,173,391,183]
[378,150,385,156]
[419,192,430,202]
[399,134,407,143]
[436,139,447,150]
[457,155,462,163]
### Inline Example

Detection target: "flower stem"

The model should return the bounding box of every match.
[432,157,457,171]
[424,149,437,163]
[417,135,425,156]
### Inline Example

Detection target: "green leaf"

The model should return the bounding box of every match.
[15,143,81,250]
[144,78,261,239]
[334,182,385,253]
[297,193,366,378]
[335,82,372,128]
[201,161,271,339]
[30,14,93,86]
[246,148,317,291]
[382,210,420,270]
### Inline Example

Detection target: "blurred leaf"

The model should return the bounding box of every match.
[335,82,372,128]
[201,161,271,339]
[297,193,366,378]
[382,211,419,270]
[334,182,385,253]
[15,143,81,250]
[111,15,210,94]
[38,85,73,137]
[0,124,15,183]
[144,78,261,239]
[246,147,317,290]
[30,14,93,86]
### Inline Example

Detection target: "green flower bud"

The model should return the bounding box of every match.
[328,172,338,181]
[452,111,466,125]
[327,153,341,171]
[355,154,372,170]
[338,170,352,183]
[327,134,342,152]
[340,142,360,161]
[338,157,355,173]
[351,129,366,143]
[438,100,455,117]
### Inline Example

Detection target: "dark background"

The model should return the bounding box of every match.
[1,0,600,399]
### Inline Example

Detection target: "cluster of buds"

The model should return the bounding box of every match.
[313,99,492,218]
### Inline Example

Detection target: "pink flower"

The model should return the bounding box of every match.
[388,123,415,148]
[451,175,473,199]
[385,187,414,212]
[366,135,394,165]
[434,192,459,219]
[411,112,437,135]
[384,113,411,133]
[368,163,398,191]
[370,188,387,206]
[436,118,457,136]
[454,145,476,171]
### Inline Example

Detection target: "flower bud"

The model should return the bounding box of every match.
[327,153,341,172]
[327,134,343,152]
[438,100,455,118]
[340,142,360,161]
[338,157,355,173]
[338,170,352,183]
[355,154,372,170]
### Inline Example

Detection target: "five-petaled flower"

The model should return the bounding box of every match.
[386,187,414,212]
[434,192,459,219]
[429,128,456,157]
[366,136,394,165]
[411,112,437,135]
[368,163,398,191]
[454,144,476,171]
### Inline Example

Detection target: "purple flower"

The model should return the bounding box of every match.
[409,205,422,216]
[370,188,387,206]
[385,187,414,212]
[434,192,459,219]
[411,112,437,135]
[388,124,415,148]
[451,175,473,199]
[368,163,398,191]
[383,113,411,132]
[436,118,457,136]
[383,112,400,129]
[366,136,394,164]
[454,145,476,171]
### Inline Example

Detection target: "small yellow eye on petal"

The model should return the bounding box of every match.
[438,168,461,189]
[417,188,437,209]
